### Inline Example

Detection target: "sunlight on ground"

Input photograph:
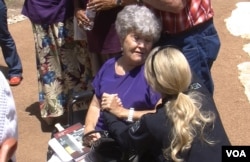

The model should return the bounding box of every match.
[225,2,250,102]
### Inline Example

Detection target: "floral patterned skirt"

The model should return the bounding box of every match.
[32,17,93,120]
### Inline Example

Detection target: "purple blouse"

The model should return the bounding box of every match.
[92,56,161,130]
[21,0,74,24]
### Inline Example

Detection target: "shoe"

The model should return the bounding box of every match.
[9,76,22,86]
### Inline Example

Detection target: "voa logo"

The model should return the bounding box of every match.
[226,150,246,157]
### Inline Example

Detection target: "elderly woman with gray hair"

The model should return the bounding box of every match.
[83,4,162,145]
[103,46,231,162]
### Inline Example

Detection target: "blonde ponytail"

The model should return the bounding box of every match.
[145,46,215,162]
[163,92,214,162]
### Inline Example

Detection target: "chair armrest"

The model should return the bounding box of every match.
[68,90,94,125]
[0,138,18,162]
[72,90,94,102]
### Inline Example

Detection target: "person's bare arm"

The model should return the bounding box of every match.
[73,0,84,15]
[85,0,185,13]
[122,0,186,13]
[87,0,118,11]
[84,95,101,134]
[111,107,156,120]
[101,93,162,121]
[73,0,89,27]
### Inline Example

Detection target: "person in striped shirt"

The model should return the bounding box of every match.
[122,0,220,94]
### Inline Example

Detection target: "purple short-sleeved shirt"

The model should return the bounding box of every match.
[21,0,73,24]
[92,56,161,130]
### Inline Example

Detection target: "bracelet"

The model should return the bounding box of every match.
[126,108,134,123]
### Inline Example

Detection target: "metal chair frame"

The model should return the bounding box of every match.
[67,90,94,125]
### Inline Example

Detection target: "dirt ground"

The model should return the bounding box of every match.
[1,0,250,161]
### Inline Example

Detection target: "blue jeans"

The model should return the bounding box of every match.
[0,0,22,78]
[158,19,220,94]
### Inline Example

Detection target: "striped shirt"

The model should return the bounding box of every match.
[158,0,214,34]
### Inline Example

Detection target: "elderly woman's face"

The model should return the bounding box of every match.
[122,32,154,65]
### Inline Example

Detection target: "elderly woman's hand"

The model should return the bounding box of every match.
[101,93,122,109]
[101,93,126,118]
[82,131,101,147]
[87,0,117,11]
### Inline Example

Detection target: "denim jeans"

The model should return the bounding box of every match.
[158,19,220,94]
[0,0,22,78]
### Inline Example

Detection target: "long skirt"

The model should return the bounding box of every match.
[31,17,93,122]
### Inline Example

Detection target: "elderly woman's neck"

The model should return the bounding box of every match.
[115,56,139,75]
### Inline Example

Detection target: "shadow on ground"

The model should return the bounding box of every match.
[25,102,70,133]
[25,102,56,132]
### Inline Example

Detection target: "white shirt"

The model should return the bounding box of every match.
[0,71,18,161]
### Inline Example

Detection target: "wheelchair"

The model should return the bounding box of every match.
[47,90,140,162]
[67,90,94,126]
[47,90,94,161]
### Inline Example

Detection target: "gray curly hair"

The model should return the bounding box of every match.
[115,5,162,43]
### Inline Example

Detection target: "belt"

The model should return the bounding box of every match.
[163,18,214,38]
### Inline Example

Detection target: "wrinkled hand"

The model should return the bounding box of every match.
[83,129,101,147]
[101,93,125,118]
[87,0,117,11]
[101,93,122,110]
[74,8,91,28]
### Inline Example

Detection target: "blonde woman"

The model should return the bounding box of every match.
[103,46,230,162]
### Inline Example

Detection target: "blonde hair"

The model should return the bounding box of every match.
[144,46,215,162]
